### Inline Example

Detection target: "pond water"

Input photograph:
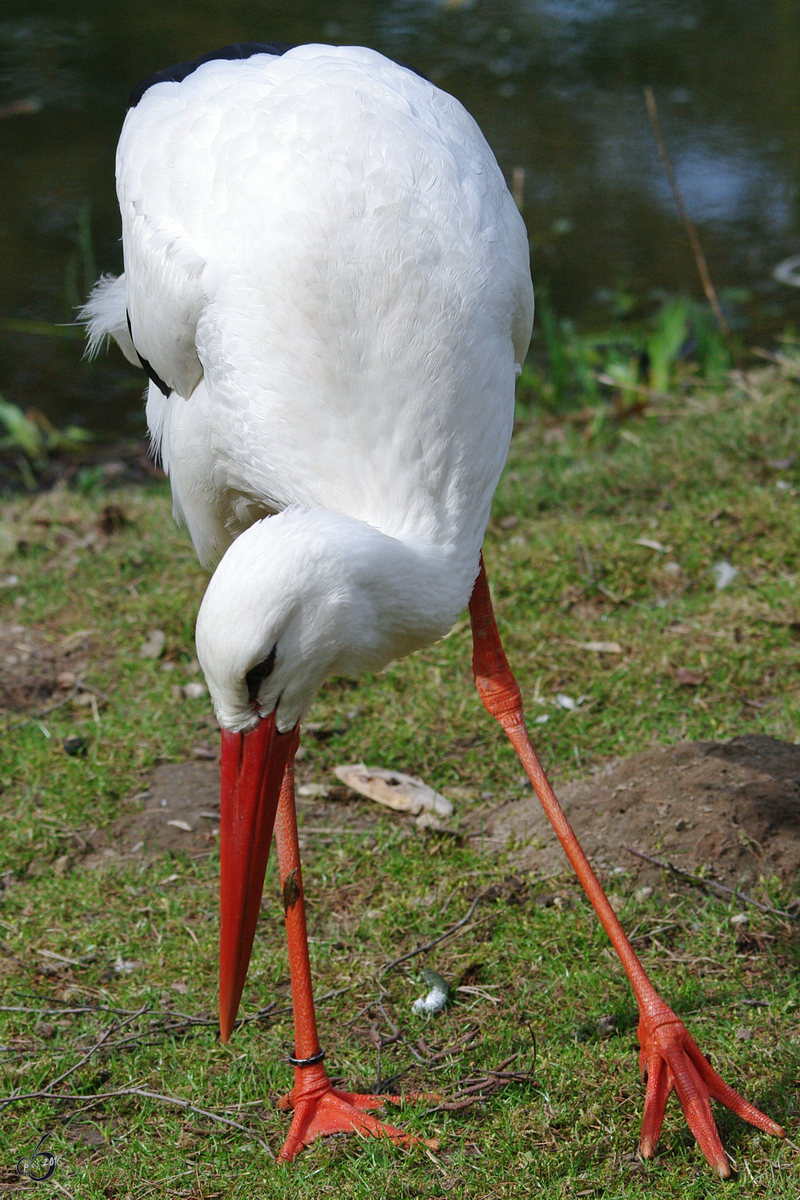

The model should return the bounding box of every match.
[2,0,799,435]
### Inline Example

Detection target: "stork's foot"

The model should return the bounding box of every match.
[638,1001,784,1177]
[275,1062,437,1163]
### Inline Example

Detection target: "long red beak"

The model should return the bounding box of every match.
[218,714,298,1042]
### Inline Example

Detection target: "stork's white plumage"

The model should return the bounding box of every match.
[85,42,782,1171]
[85,44,531,731]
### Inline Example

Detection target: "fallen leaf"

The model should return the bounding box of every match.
[676,668,704,687]
[39,949,80,965]
[333,763,453,817]
[635,537,665,552]
[61,628,94,652]
[166,819,193,832]
[578,640,622,654]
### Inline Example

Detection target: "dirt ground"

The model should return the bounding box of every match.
[2,616,797,893]
[80,735,800,900]
[476,734,800,895]
[81,758,387,868]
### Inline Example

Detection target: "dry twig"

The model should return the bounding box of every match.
[381,894,483,974]
[0,1085,272,1152]
[644,86,737,366]
[623,845,797,919]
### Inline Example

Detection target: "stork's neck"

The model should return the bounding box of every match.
[337,514,478,669]
[195,507,482,733]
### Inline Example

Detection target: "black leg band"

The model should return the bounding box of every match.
[288,1047,325,1067]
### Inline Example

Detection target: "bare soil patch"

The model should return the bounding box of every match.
[476,734,800,892]
[84,736,800,897]
[0,621,94,713]
[82,759,386,867]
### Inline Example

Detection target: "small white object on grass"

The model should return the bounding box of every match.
[114,953,143,973]
[712,561,738,590]
[139,629,166,659]
[181,681,207,699]
[412,968,450,1016]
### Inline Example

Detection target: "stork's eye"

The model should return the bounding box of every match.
[245,644,277,705]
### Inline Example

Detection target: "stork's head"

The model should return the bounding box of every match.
[198,515,337,735]
[196,506,455,735]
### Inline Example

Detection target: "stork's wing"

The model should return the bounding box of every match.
[117,209,206,400]
[80,221,206,403]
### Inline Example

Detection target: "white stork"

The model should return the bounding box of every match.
[83,41,783,1171]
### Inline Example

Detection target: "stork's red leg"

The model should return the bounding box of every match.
[272,753,436,1163]
[468,555,784,1176]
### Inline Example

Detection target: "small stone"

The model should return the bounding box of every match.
[675,818,687,831]
[191,744,216,760]
[63,735,87,757]
[415,811,443,830]
[181,681,207,700]
[634,886,653,903]
[730,912,750,927]
[139,630,166,659]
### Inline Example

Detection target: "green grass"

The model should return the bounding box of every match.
[1,361,799,1196]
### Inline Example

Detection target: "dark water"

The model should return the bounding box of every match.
[2,0,800,435]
